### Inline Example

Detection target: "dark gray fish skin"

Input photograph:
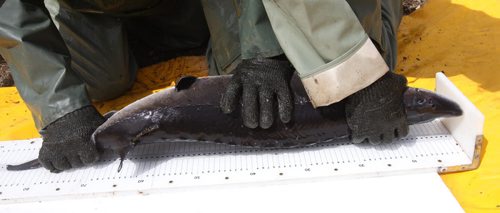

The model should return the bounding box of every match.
[7,75,463,171]
[92,75,463,159]
[92,75,346,157]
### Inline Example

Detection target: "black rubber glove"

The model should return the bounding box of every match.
[345,72,409,145]
[38,106,105,173]
[220,58,294,129]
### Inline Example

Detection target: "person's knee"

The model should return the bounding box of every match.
[86,73,136,101]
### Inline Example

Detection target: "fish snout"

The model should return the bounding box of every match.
[404,88,463,124]
[429,92,463,117]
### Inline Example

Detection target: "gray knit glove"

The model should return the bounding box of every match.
[220,58,294,129]
[345,72,409,145]
[38,106,105,173]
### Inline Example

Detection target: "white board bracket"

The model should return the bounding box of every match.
[434,72,485,174]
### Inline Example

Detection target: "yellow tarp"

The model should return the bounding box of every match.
[397,1,500,212]
[0,0,498,211]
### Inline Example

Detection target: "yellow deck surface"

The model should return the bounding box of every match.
[0,0,498,211]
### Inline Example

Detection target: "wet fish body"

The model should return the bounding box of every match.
[93,75,462,158]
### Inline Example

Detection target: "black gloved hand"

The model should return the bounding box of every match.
[220,58,294,129]
[345,72,409,145]
[38,106,105,173]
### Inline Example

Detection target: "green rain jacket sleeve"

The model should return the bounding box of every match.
[0,0,90,130]
[262,0,392,107]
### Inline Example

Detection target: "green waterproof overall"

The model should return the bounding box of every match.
[0,0,402,130]
[0,0,209,129]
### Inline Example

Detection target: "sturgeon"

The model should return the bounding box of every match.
[7,75,462,171]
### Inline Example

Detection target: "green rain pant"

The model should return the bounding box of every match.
[0,0,208,130]
[202,0,284,75]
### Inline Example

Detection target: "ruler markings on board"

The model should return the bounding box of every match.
[0,120,471,201]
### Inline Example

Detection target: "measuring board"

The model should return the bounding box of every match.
[0,73,484,208]
[0,120,471,203]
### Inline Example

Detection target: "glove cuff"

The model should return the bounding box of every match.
[42,106,105,141]
[348,72,408,104]
[243,58,293,73]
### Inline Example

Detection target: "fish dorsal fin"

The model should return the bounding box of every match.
[175,76,198,91]
[103,110,117,120]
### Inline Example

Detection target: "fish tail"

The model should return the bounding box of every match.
[7,159,41,171]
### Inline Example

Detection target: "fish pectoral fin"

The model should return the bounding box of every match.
[175,76,198,91]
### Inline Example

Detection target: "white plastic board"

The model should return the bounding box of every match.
[0,120,471,203]
[436,72,484,159]
[0,172,464,213]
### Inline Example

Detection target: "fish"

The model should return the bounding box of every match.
[6,74,463,172]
